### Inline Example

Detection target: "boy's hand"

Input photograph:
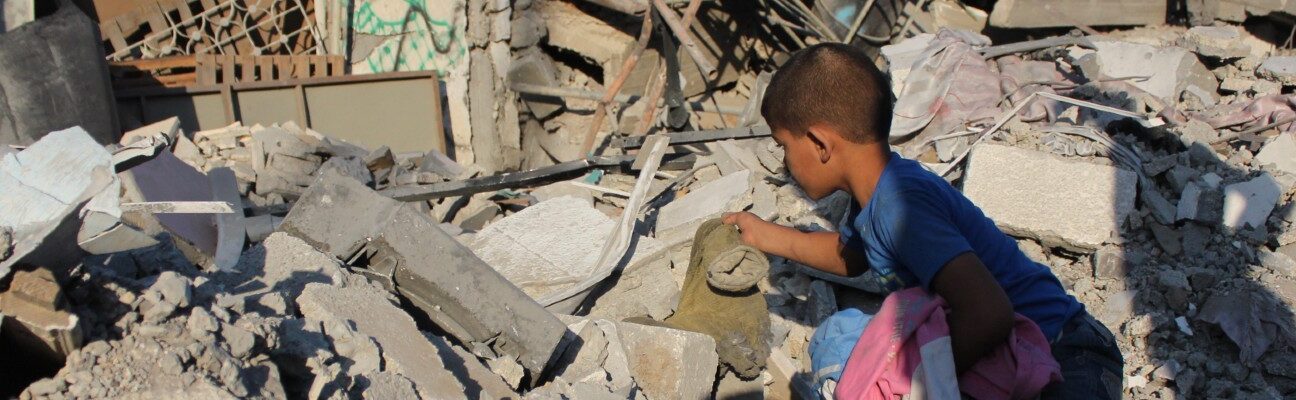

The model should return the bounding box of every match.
[721,212,776,251]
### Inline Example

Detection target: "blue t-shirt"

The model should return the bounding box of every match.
[839,152,1083,338]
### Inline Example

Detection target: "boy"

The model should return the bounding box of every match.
[722,43,1123,399]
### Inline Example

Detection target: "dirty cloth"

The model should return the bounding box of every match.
[704,229,769,292]
[625,218,771,379]
[834,288,1062,400]
[1197,94,1296,134]
[889,29,1001,159]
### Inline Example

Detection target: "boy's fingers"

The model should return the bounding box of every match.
[721,212,738,224]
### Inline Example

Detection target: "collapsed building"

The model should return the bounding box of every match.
[2,0,1296,399]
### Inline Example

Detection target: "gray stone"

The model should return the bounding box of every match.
[588,253,678,321]
[1078,40,1218,102]
[151,271,192,308]
[1143,155,1178,176]
[1092,247,1130,279]
[186,308,219,341]
[1177,184,1202,223]
[298,282,466,398]
[1223,173,1281,231]
[530,181,594,206]
[317,156,373,187]
[1150,223,1183,256]
[1181,223,1212,257]
[657,170,754,245]
[1254,134,1296,177]
[1258,56,1296,85]
[1158,270,1192,312]
[279,168,404,259]
[509,49,564,119]
[221,323,256,358]
[963,144,1137,251]
[569,317,719,400]
[1260,250,1296,276]
[1166,165,1199,193]
[1183,26,1251,59]
[1220,77,1255,93]
[362,372,420,400]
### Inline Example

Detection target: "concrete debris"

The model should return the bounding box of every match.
[12,3,1296,399]
[963,144,1136,251]
[1223,173,1281,231]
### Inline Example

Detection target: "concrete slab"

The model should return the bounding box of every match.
[297,282,465,399]
[470,196,664,301]
[278,168,403,260]
[617,322,720,400]
[1259,56,1296,85]
[1255,134,1296,176]
[963,144,1136,251]
[1223,173,1282,231]
[1183,25,1251,59]
[657,170,754,245]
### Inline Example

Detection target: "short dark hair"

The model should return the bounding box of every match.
[761,43,893,144]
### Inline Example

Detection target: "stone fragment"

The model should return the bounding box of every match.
[1183,26,1251,59]
[588,254,678,321]
[362,372,420,400]
[1165,165,1199,193]
[1223,173,1281,230]
[1180,223,1211,257]
[657,170,754,245]
[1158,269,1191,312]
[612,319,719,400]
[963,144,1136,251]
[471,196,664,301]
[317,156,373,187]
[1254,134,1296,176]
[151,271,192,308]
[1177,184,1202,223]
[1260,250,1296,276]
[222,323,256,358]
[284,174,569,379]
[298,282,466,398]
[1076,40,1218,102]
[1220,77,1255,93]
[530,181,594,206]
[220,232,344,315]
[1150,223,1183,256]
[1092,247,1130,279]
[988,0,1164,28]
[1258,56,1296,85]
[0,267,82,363]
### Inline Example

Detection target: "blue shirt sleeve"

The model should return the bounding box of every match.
[871,188,974,290]
[838,201,865,250]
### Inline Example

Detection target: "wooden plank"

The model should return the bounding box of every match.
[172,0,195,21]
[109,55,197,70]
[275,56,294,81]
[259,57,275,82]
[311,56,326,77]
[221,56,236,84]
[295,84,309,127]
[144,1,169,35]
[105,22,130,53]
[329,55,345,76]
[239,55,256,81]
[292,56,310,79]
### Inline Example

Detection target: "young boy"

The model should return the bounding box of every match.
[722,43,1124,399]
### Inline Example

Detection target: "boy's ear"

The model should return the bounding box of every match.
[806,125,835,163]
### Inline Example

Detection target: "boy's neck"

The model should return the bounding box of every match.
[841,142,891,206]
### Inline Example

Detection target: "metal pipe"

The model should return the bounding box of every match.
[651,0,717,78]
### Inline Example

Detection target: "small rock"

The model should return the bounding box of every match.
[222,324,256,359]
[1158,270,1191,311]
[187,308,219,342]
[1183,26,1251,59]
[151,271,192,308]
[1150,223,1183,256]
[1259,250,1296,276]
[1220,77,1255,93]
[1254,134,1296,177]
[1092,247,1129,279]
[1258,56,1296,85]
[1175,316,1194,336]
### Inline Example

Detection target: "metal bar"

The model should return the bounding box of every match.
[380,155,635,201]
[121,201,235,214]
[579,0,648,14]
[651,0,716,78]
[980,35,1096,59]
[843,0,878,44]
[510,83,744,115]
[613,125,771,148]
[581,10,656,155]
[1212,115,1296,144]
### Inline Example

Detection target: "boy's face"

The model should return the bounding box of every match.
[772,127,837,200]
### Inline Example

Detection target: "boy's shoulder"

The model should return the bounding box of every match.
[872,154,954,200]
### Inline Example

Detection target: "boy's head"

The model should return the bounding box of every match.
[761,43,893,199]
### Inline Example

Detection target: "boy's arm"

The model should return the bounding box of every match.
[930,252,1015,374]
[722,212,865,277]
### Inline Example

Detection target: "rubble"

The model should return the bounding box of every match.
[5,1,1296,399]
[963,144,1137,251]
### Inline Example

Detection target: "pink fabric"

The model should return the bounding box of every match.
[834,288,1062,400]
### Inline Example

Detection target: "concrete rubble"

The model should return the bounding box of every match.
[2,1,1296,400]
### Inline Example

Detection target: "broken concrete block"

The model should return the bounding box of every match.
[510,49,565,119]
[963,144,1137,251]
[1255,134,1296,177]
[657,170,754,245]
[1183,26,1251,59]
[1223,173,1281,231]
[988,0,1165,28]
[1076,40,1218,102]
[120,151,218,265]
[0,267,82,364]
[471,196,664,302]
[587,252,678,321]
[361,372,420,400]
[371,204,568,381]
[279,168,403,260]
[317,156,373,187]
[298,282,465,399]
[1092,247,1130,280]
[550,318,638,397]
[1,127,122,276]
[560,316,719,400]
[1259,56,1296,86]
[531,181,595,206]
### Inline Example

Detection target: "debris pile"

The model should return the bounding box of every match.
[3,0,1296,399]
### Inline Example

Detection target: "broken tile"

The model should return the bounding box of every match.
[963,144,1137,251]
